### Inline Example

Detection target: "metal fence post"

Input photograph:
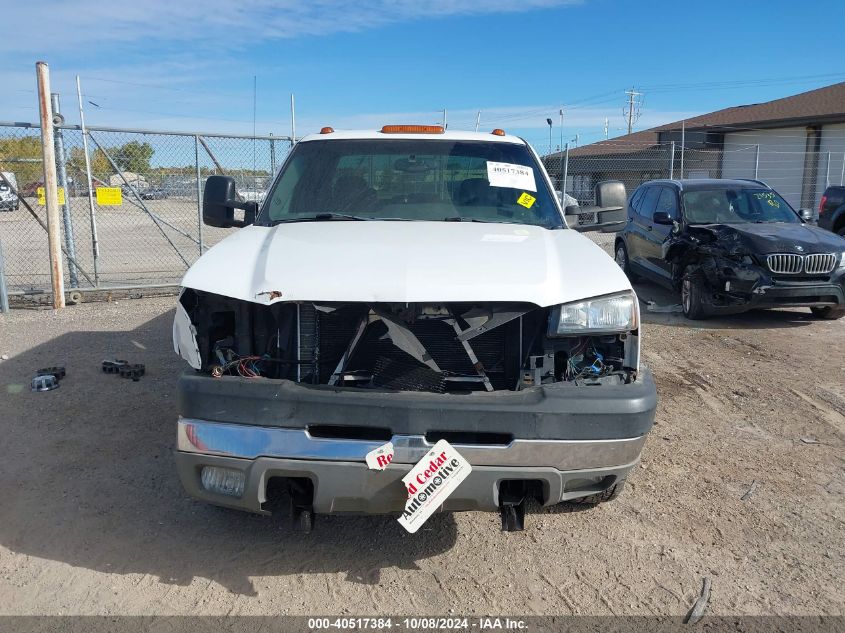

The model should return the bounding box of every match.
[669,141,675,179]
[36,62,65,309]
[825,151,831,189]
[194,135,204,256]
[76,76,100,286]
[0,238,9,313]
[841,151,845,185]
[561,143,569,200]
[754,145,760,179]
[51,93,78,288]
[679,120,685,179]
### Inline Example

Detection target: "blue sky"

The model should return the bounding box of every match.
[2,0,844,150]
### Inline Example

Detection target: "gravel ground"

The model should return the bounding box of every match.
[0,293,843,618]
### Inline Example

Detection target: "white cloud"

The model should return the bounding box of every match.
[2,1,579,53]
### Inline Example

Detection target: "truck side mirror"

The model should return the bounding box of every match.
[564,180,627,233]
[203,175,257,228]
[595,180,627,209]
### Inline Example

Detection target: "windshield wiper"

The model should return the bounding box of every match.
[274,213,372,224]
[443,217,491,223]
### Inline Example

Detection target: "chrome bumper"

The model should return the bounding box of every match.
[177,417,647,471]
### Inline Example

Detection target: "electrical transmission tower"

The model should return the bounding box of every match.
[623,88,643,135]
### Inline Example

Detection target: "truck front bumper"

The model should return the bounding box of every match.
[175,369,657,515]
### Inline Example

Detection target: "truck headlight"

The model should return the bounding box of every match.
[548,291,637,336]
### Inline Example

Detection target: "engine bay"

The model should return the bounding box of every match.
[177,289,638,393]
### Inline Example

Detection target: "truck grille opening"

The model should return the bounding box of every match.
[180,291,634,394]
[308,425,392,441]
[425,431,513,445]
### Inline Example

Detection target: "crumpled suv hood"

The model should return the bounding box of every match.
[180,221,631,307]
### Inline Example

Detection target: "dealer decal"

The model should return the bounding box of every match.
[398,439,472,533]
[365,442,394,471]
[486,161,536,192]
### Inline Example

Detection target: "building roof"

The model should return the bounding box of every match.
[560,82,845,159]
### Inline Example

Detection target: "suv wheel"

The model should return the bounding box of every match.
[810,306,845,320]
[614,241,638,281]
[681,268,709,320]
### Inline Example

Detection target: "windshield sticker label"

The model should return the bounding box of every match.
[486,162,536,192]
[517,192,536,208]
[365,442,394,471]
[398,440,472,533]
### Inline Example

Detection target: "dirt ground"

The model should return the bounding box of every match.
[0,289,843,618]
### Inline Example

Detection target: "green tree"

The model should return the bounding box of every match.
[0,135,43,187]
[68,146,111,183]
[113,141,154,174]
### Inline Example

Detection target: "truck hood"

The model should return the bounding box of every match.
[687,222,845,255]
[180,221,631,306]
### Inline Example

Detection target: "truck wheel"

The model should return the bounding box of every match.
[574,480,626,505]
[681,269,709,320]
[614,241,638,282]
[810,306,845,320]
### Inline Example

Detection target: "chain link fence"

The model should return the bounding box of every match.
[0,121,290,295]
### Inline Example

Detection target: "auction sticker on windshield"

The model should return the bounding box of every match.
[398,440,472,533]
[487,161,536,192]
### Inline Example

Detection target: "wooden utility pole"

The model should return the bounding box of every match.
[36,61,65,309]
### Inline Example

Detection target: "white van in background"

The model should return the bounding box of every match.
[0,172,19,212]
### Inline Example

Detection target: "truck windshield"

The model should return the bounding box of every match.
[259,139,562,228]
[683,188,799,224]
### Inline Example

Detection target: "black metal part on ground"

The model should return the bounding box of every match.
[36,366,66,380]
[102,359,129,374]
[31,374,60,392]
[119,364,146,381]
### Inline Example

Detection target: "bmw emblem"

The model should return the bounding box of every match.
[795,245,804,252]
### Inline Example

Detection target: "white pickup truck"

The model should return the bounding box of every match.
[173,125,656,532]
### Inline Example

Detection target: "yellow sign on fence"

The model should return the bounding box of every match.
[36,187,65,205]
[95,187,123,206]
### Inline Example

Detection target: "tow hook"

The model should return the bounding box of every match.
[499,481,527,532]
[289,479,315,534]
[291,505,314,534]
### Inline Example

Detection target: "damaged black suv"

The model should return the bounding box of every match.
[615,179,845,320]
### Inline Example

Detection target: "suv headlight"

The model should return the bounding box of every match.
[839,251,845,268]
[548,291,638,336]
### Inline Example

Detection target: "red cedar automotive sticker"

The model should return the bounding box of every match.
[365,442,394,471]
[398,440,472,533]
